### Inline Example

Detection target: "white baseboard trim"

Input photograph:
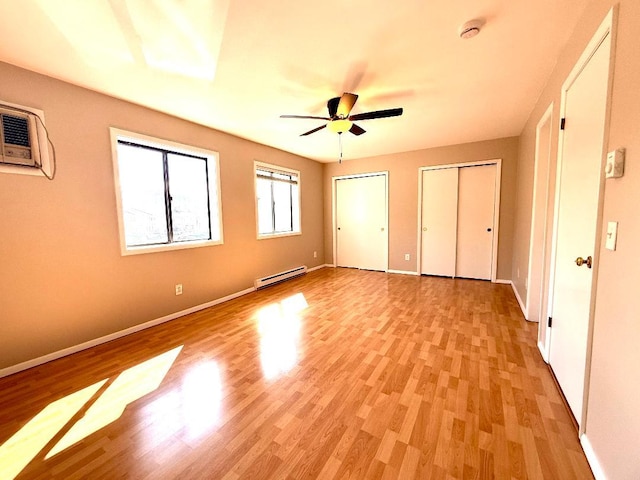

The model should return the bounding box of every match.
[307,264,328,272]
[496,279,528,319]
[387,269,420,276]
[511,282,528,319]
[580,434,606,480]
[537,340,550,363]
[0,286,256,379]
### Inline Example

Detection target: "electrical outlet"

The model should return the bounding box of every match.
[175,284,183,295]
[404,254,410,261]
[313,251,317,258]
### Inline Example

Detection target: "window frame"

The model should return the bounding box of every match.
[110,127,224,256]
[254,161,301,240]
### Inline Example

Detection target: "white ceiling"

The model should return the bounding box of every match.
[0,0,589,163]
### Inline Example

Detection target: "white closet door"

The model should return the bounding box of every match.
[336,175,387,271]
[456,164,496,280]
[421,168,458,276]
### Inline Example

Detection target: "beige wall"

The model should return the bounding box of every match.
[0,62,325,371]
[511,1,640,477]
[7,2,640,472]
[323,137,519,279]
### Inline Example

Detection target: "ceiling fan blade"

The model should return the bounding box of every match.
[349,123,366,136]
[349,107,403,121]
[300,124,327,136]
[327,97,340,118]
[281,114,330,120]
[342,61,368,93]
[337,93,358,118]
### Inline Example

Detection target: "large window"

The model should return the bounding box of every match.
[111,128,223,255]
[255,162,301,238]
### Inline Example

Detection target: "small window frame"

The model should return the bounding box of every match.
[254,161,301,240]
[110,127,224,256]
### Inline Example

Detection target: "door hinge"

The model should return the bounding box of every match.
[560,118,566,130]
[548,316,553,328]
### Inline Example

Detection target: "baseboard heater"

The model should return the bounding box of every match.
[255,265,307,289]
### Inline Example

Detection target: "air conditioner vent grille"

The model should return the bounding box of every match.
[2,114,31,147]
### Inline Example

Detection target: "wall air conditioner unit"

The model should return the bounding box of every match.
[0,105,41,168]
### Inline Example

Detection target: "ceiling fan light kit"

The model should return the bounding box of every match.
[327,119,353,134]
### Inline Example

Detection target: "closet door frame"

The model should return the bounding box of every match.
[416,159,502,282]
[332,171,389,271]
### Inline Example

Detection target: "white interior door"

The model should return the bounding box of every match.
[421,168,458,276]
[336,175,387,271]
[548,33,611,424]
[456,165,496,280]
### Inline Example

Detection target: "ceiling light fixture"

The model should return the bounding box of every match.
[459,19,483,39]
[327,118,353,134]
[327,119,353,163]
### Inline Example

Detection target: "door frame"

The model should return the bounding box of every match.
[332,171,389,271]
[526,102,554,358]
[545,7,616,434]
[417,159,502,282]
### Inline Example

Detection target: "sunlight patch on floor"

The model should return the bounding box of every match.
[257,292,308,380]
[181,361,223,439]
[46,345,183,459]
[0,379,107,480]
[142,360,225,444]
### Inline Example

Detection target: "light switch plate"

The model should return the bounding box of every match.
[605,221,618,251]
[605,148,625,178]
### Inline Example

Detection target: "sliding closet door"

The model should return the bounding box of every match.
[421,168,458,276]
[456,164,496,280]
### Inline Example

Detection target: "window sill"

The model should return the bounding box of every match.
[121,238,223,256]
[257,231,302,240]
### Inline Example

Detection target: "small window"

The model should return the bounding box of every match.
[254,161,301,238]
[110,128,223,255]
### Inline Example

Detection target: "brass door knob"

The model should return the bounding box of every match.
[575,256,593,268]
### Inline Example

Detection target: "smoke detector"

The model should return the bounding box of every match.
[459,19,483,39]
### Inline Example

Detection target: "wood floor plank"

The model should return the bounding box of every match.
[0,268,593,479]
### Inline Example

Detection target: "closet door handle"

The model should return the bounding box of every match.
[576,256,593,268]
[487,228,492,232]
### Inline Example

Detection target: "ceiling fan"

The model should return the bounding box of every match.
[280,92,403,136]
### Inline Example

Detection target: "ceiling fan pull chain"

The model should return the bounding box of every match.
[338,133,343,164]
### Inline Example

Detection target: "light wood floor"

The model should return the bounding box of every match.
[0,268,593,479]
